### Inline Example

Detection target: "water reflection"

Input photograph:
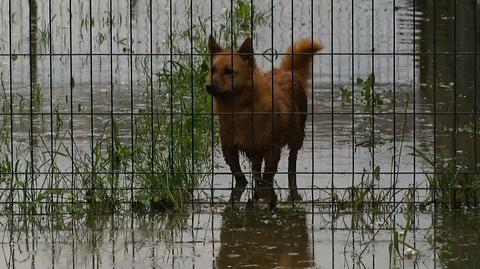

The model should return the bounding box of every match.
[415,0,480,206]
[216,208,314,269]
[435,210,480,269]
[2,209,480,269]
[418,0,480,163]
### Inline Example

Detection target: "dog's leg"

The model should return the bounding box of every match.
[251,154,263,202]
[288,149,302,201]
[222,146,248,204]
[262,149,280,208]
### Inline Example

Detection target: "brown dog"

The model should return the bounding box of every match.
[206,36,324,207]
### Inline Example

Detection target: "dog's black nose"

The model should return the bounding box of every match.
[205,84,213,95]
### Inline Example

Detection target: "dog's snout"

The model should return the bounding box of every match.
[205,84,216,96]
[205,83,228,97]
[205,84,213,92]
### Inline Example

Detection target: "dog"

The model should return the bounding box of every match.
[206,35,324,207]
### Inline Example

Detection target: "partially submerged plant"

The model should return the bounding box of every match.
[411,147,480,208]
[340,74,384,111]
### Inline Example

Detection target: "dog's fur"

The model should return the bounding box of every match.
[206,36,324,206]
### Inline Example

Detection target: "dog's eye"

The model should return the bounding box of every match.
[211,66,217,74]
[224,68,234,75]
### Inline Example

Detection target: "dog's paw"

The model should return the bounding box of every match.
[253,190,260,201]
[246,198,255,209]
[268,194,278,211]
[287,191,303,202]
[226,196,243,210]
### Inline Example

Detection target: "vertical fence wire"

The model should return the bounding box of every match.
[48,0,53,214]
[168,0,174,195]
[350,0,356,262]
[189,0,197,262]
[290,0,293,207]
[329,1,335,268]
[475,0,479,183]
[69,0,75,223]
[413,0,418,260]
[392,0,396,214]
[68,1,77,268]
[48,0,55,266]
[310,0,316,263]
[189,2,196,259]
[8,0,15,267]
[210,0,215,206]
[28,0,35,217]
[209,0,216,265]
[250,0,254,204]
[350,0,355,214]
[432,0,438,266]
[229,0,233,202]
[149,0,154,200]
[370,2,376,267]
[190,0,195,210]
[89,0,94,214]
[270,0,274,205]
[109,0,114,214]
[129,0,135,226]
[310,0,315,215]
[8,0,13,218]
[329,0,334,212]
[370,0,376,212]
[453,1,458,207]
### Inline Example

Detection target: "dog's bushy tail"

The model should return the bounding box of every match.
[280,39,325,82]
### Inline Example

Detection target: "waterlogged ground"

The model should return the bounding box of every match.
[0,0,479,268]
[1,206,480,269]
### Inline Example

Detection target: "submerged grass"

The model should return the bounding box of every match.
[331,74,393,211]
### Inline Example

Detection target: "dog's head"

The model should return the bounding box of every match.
[205,36,254,98]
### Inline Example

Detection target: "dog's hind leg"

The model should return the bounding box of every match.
[287,148,302,201]
[222,146,248,204]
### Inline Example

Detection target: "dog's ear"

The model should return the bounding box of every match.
[238,37,253,61]
[208,35,222,54]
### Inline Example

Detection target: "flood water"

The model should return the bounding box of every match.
[0,0,479,268]
[2,207,480,268]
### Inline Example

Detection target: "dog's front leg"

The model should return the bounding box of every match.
[261,148,280,208]
[288,148,302,201]
[251,154,263,202]
[222,145,248,204]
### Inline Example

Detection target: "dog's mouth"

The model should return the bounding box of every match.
[205,85,230,97]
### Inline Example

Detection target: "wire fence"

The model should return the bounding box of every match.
[0,1,480,269]
[0,0,479,215]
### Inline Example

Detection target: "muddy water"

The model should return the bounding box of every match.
[0,0,479,268]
